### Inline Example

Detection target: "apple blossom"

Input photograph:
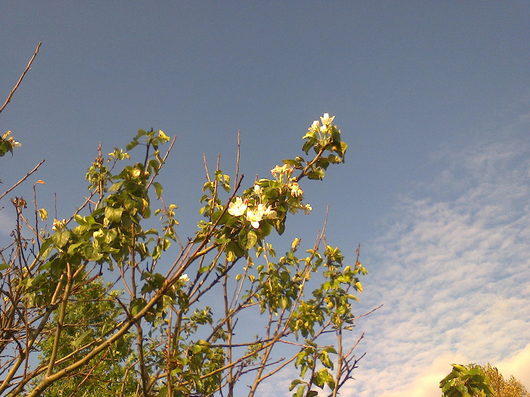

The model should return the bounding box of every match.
[320,113,335,126]
[271,164,294,178]
[52,218,67,231]
[289,182,303,197]
[246,208,263,228]
[179,274,190,284]
[263,204,276,219]
[2,130,21,148]
[245,203,274,228]
[228,197,247,217]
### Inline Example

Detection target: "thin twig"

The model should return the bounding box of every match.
[353,304,383,321]
[146,135,176,189]
[234,130,241,191]
[0,160,45,202]
[314,204,329,250]
[0,42,42,114]
[203,153,211,182]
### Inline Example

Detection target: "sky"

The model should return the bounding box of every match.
[1,1,529,395]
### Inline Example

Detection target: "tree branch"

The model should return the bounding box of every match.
[0,160,45,202]
[0,42,42,114]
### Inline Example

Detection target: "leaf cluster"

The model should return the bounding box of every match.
[440,364,494,397]
[0,115,367,397]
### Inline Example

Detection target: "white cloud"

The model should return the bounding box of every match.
[228,115,530,397]
[350,116,530,396]
[497,342,530,388]
[353,345,530,397]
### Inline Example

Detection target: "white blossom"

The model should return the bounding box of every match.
[2,130,21,148]
[52,218,66,231]
[271,164,294,177]
[179,274,190,284]
[289,182,303,197]
[263,205,276,219]
[228,197,247,217]
[320,113,335,126]
[246,204,267,228]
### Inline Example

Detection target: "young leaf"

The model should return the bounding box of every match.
[153,181,163,199]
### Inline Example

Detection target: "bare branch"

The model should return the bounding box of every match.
[234,130,241,191]
[0,42,42,114]
[0,160,45,202]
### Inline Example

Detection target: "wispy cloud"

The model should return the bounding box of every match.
[497,342,530,388]
[351,114,530,396]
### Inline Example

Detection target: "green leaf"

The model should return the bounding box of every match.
[260,220,273,237]
[275,220,285,235]
[126,139,138,151]
[105,206,123,222]
[109,181,124,192]
[38,208,48,220]
[52,230,71,248]
[294,385,306,397]
[295,351,306,368]
[50,257,66,274]
[302,140,313,154]
[153,181,163,199]
[67,242,84,255]
[227,241,245,260]
[130,298,146,316]
[71,330,92,348]
[0,263,9,270]
[104,228,118,244]
[226,250,236,262]
[307,168,325,180]
[339,141,348,156]
[39,238,54,258]
[157,386,167,397]
[313,369,325,388]
[141,272,166,294]
[245,230,258,249]
[148,159,160,174]
[289,379,302,391]
[0,140,13,156]
[281,296,290,309]
[319,351,334,369]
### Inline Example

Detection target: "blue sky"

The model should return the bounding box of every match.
[1,1,529,395]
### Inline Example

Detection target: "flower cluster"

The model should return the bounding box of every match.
[309,113,335,132]
[52,218,67,231]
[224,114,338,231]
[289,182,303,197]
[178,273,190,284]
[2,131,21,148]
[271,164,294,179]
[270,164,306,200]
[228,196,276,228]
[306,113,337,142]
